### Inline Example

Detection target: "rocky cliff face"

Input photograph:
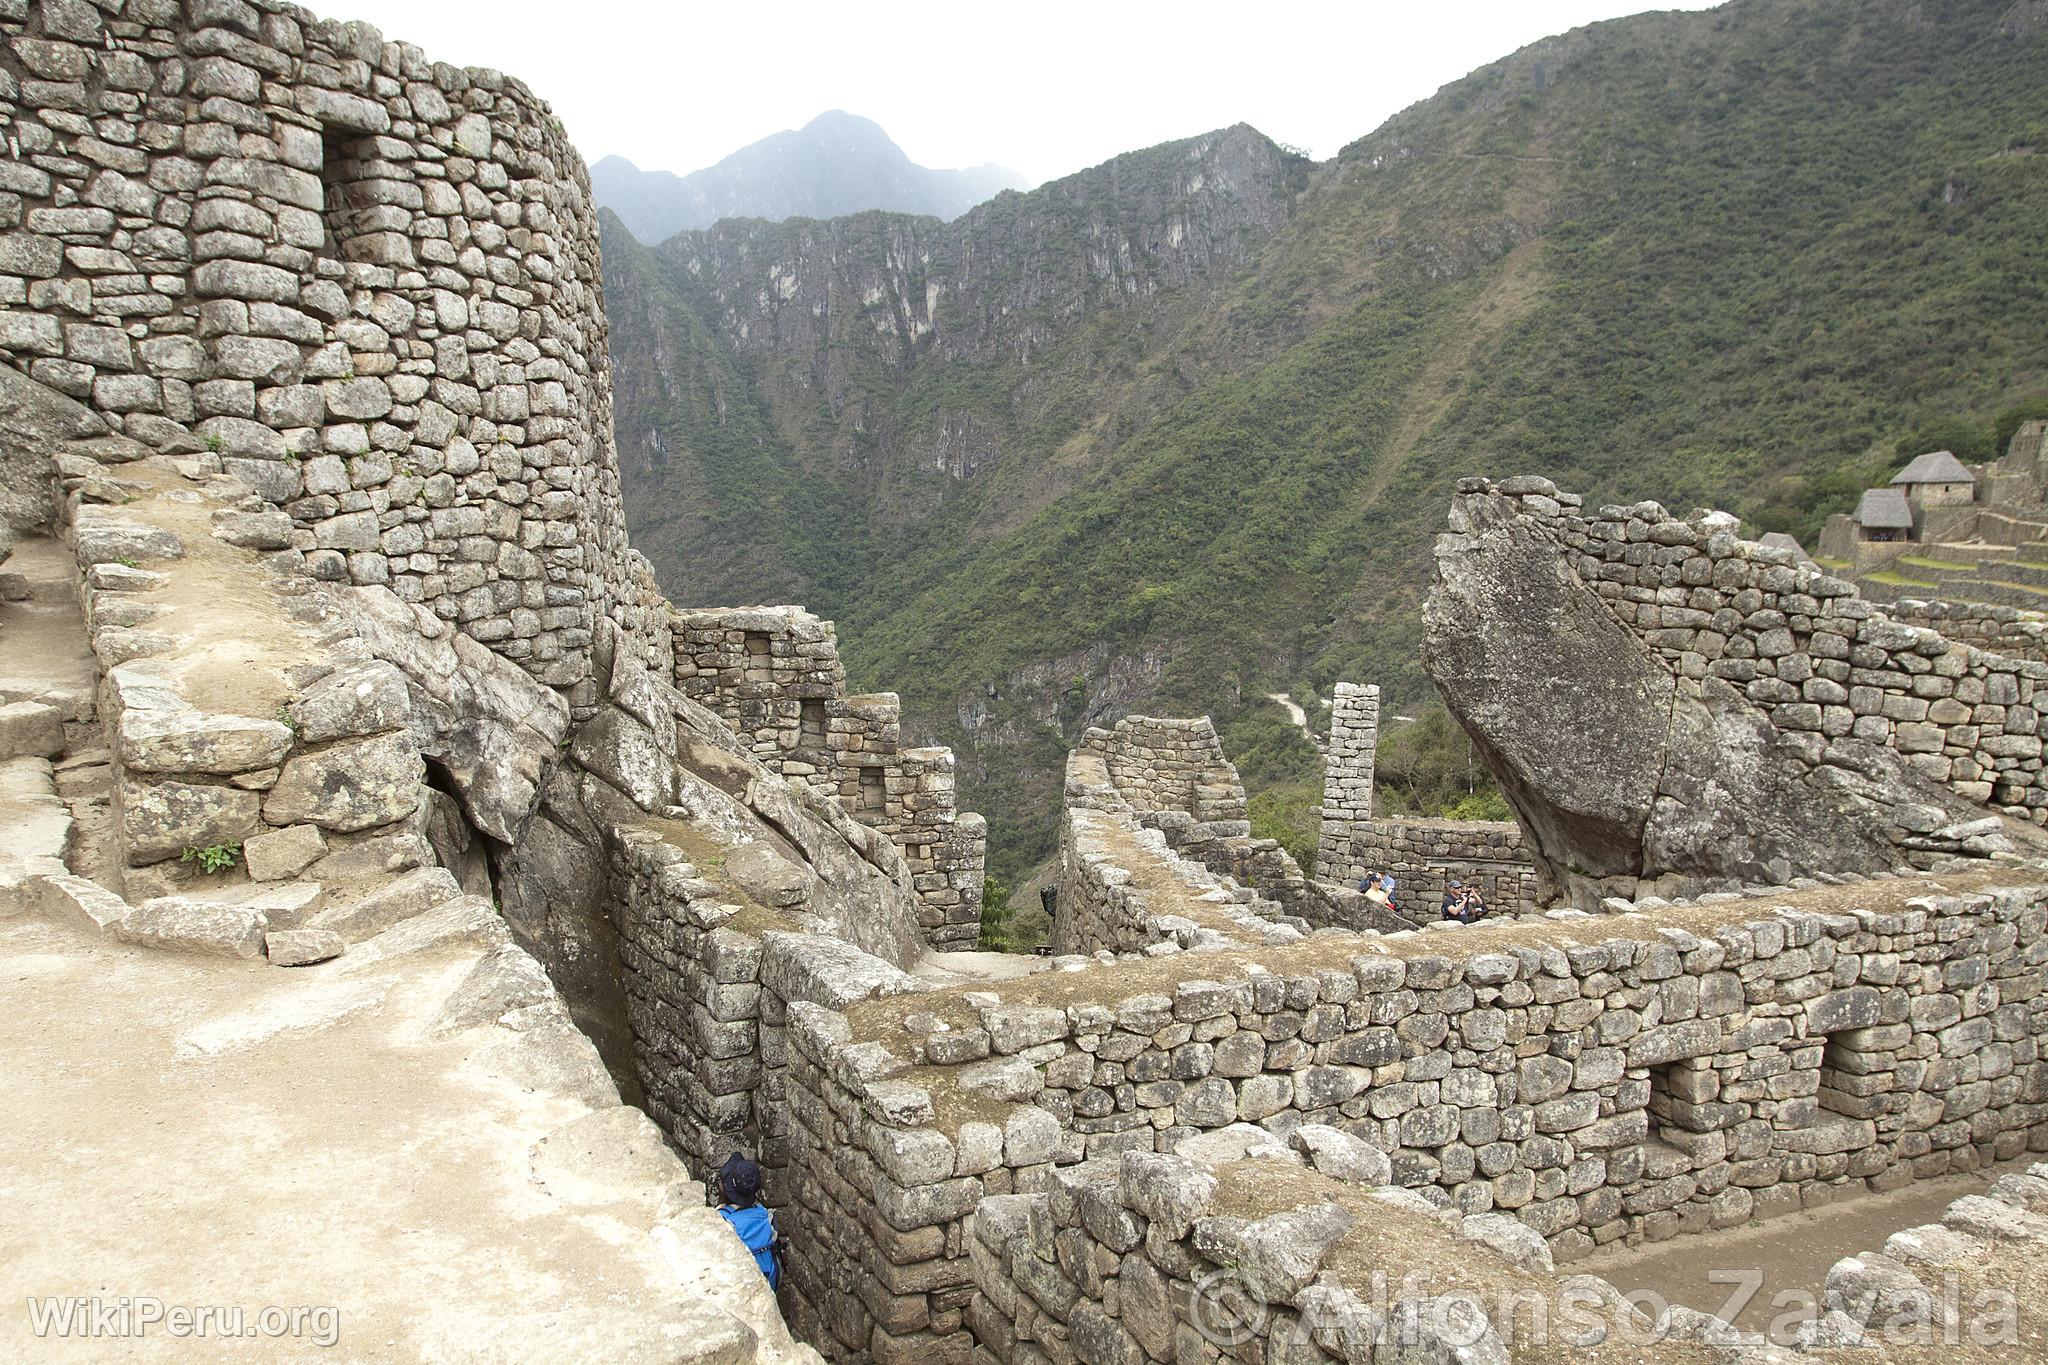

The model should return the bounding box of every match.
[657,124,1302,365]
[592,111,1027,245]
[602,124,1312,599]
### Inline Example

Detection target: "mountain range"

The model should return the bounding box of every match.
[592,111,1029,244]
[599,0,2048,886]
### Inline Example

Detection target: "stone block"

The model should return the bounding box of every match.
[121,779,262,864]
[0,701,65,760]
[243,823,326,881]
[310,866,459,942]
[266,927,345,966]
[263,731,422,832]
[37,873,131,934]
[113,896,266,959]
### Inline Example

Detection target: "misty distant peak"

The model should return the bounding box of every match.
[593,113,1029,244]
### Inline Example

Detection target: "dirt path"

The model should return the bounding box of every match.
[1574,1155,2040,1337]
[1264,691,1313,739]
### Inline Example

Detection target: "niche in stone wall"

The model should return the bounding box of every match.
[1816,1034,1889,1123]
[800,698,827,749]
[319,126,397,263]
[1647,1058,1737,1143]
[859,766,886,813]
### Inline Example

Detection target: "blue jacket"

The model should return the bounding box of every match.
[719,1203,780,1288]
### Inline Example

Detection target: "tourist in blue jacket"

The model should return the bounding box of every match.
[716,1153,782,1289]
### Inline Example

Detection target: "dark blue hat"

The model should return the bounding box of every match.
[719,1152,763,1206]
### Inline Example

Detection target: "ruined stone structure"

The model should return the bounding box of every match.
[1820,422,2048,625]
[773,863,2048,1362]
[15,6,2048,1365]
[0,0,664,709]
[1313,681,1379,879]
[1314,681,1540,916]
[1426,476,2047,907]
[1051,714,1392,956]
[672,605,986,952]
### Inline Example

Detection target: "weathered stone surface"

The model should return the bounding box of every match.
[263,732,422,832]
[759,931,918,1009]
[288,662,410,744]
[116,704,292,776]
[121,779,262,864]
[347,587,564,843]
[74,519,183,566]
[1421,494,2007,901]
[1230,1201,1356,1300]
[265,927,344,966]
[210,507,295,550]
[311,867,459,942]
[434,941,557,1032]
[113,897,267,959]
[37,873,130,934]
[243,823,326,881]
[1289,1123,1393,1187]
[0,700,65,760]
[723,840,811,909]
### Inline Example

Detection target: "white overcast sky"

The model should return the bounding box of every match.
[337,1,1722,185]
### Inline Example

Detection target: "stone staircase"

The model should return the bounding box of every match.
[0,466,815,1363]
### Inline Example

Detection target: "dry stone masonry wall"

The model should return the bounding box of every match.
[1875,598,2048,666]
[770,873,2048,1362]
[0,0,666,709]
[673,605,986,951]
[1425,477,2048,904]
[1050,716,1373,956]
[1490,478,2048,818]
[1314,680,1540,916]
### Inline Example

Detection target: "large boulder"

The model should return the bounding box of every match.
[1421,492,1998,904]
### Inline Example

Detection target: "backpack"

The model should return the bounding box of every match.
[719,1202,782,1289]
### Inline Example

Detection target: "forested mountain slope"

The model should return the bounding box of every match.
[604,0,2048,881]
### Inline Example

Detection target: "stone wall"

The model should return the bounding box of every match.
[0,0,664,708]
[1346,816,1540,916]
[1427,478,2048,904]
[1488,481,2048,818]
[1094,715,1247,825]
[1054,748,1302,955]
[766,874,2048,1361]
[611,817,922,1179]
[963,1136,1567,1365]
[1873,598,2048,665]
[1313,678,1541,915]
[672,605,986,951]
[1313,681,1378,882]
[52,438,490,930]
[1050,716,1354,956]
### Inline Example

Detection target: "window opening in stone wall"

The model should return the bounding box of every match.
[319,128,382,262]
[800,698,827,748]
[860,767,886,812]
[743,632,774,684]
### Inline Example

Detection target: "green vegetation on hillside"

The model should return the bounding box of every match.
[608,0,2048,886]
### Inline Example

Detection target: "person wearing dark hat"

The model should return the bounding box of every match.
[716,1152,782,1288]
[1440,880,1469,922]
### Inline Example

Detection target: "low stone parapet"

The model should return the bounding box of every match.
[767,871,2048,1361]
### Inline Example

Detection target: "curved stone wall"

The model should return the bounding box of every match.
[0,0,660,707]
